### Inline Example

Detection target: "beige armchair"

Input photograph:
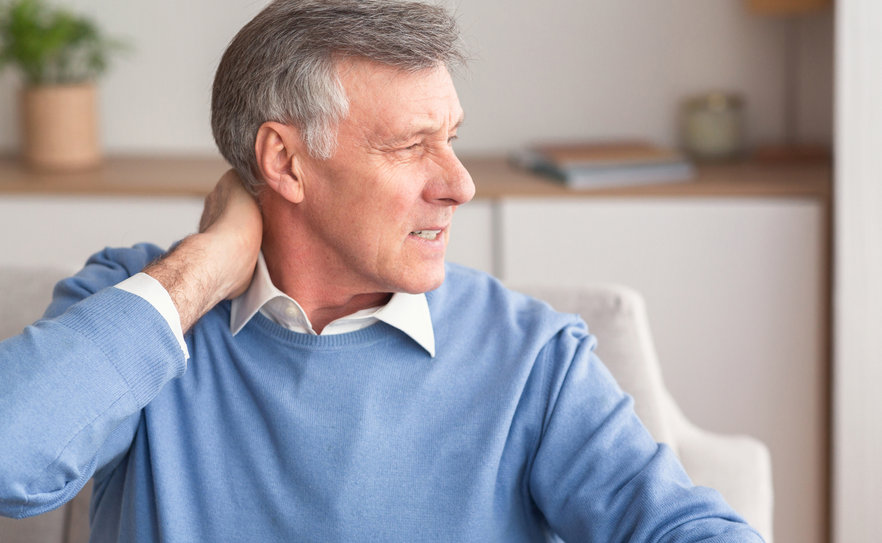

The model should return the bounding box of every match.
[0,268,772,542]
[516,284,774,542]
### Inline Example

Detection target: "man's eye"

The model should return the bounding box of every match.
[393,142,420,153]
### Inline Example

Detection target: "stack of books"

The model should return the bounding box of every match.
[512,141,695,189]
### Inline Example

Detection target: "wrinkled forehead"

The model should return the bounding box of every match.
[335,58,464,139]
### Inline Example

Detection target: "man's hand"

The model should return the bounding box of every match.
[197,169,263,298]
[144,170,262,332]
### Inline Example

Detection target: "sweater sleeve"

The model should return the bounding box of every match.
[529,325,764,542]
[0,244,186,519]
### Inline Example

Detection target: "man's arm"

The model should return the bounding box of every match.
[0,171,261,519]
[529,327,764,542]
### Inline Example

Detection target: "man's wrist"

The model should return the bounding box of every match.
[143,233,237,332]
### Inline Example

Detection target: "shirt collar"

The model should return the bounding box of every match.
[230,253,435,357]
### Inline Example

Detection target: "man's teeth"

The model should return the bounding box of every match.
[411,230,441,240]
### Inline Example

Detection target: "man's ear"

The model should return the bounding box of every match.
[255,121,307,204]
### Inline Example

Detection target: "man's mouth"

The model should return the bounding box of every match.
[410,229,442,241]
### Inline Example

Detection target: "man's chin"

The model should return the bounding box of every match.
[395,266,446,295]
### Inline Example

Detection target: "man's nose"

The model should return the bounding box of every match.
[427,149,475,206]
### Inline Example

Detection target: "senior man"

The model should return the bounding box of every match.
[0,1,764,541]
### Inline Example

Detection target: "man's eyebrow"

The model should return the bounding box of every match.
[452,113,465,131]
[379,114,465,147]
[409,113,466,137]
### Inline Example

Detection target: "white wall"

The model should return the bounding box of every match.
[0,0,267,155]
[834,1,882,541]
[0,0,833,157]
[453,0,833,154]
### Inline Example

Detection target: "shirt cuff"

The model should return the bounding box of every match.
[115,272,190,359]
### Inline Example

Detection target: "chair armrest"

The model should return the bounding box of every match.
[665,391,774,542]
[64,480,92,543]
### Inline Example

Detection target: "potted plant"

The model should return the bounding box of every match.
[0,0,126,170]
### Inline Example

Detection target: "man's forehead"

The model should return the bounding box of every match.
[338,59,456,96]
[336,58,463,136]
[404,110,465,135]
[372,103,464,143]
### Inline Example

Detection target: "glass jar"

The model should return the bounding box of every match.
[681,92,745,161]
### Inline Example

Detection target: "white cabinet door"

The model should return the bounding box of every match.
[500,197,825,543]
[444,200,494,274]
[0,196,497,273]
[0,196,204,269]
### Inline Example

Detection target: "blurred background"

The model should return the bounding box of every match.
[0,1,861,543]
[0,0,835,157]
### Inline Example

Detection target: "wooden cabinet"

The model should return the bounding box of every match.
[748,0,832,15]
[498,196,825,543]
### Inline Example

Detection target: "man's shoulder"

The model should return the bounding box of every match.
[431,263,583,334]
[431,262,510,305]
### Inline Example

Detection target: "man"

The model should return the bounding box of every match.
[0,1,763,541]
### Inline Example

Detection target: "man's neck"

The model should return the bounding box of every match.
[257,190,396,333]
[260,239,391,335]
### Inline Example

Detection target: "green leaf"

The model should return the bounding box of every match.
[0,0,130,85]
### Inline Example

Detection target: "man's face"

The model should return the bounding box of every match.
[295,60,474,296]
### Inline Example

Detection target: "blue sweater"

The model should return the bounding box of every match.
[0,244,762,542]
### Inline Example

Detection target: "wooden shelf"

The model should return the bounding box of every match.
[0,155,230,197]
[466,156,831,200]
[0,154,832,200]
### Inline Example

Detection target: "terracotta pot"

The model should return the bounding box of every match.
[21,84,101,171]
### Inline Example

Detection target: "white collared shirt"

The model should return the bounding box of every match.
[230,254,435,356]
[116,253,436,359]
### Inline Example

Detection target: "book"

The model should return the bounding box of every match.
[512,141,695,189]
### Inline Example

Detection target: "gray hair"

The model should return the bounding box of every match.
[211,0,466,194]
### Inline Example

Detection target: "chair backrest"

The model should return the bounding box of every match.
[0,266,67,339]
[517,284,774,542]
[0,266,92,543]
[513,284,677,450]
